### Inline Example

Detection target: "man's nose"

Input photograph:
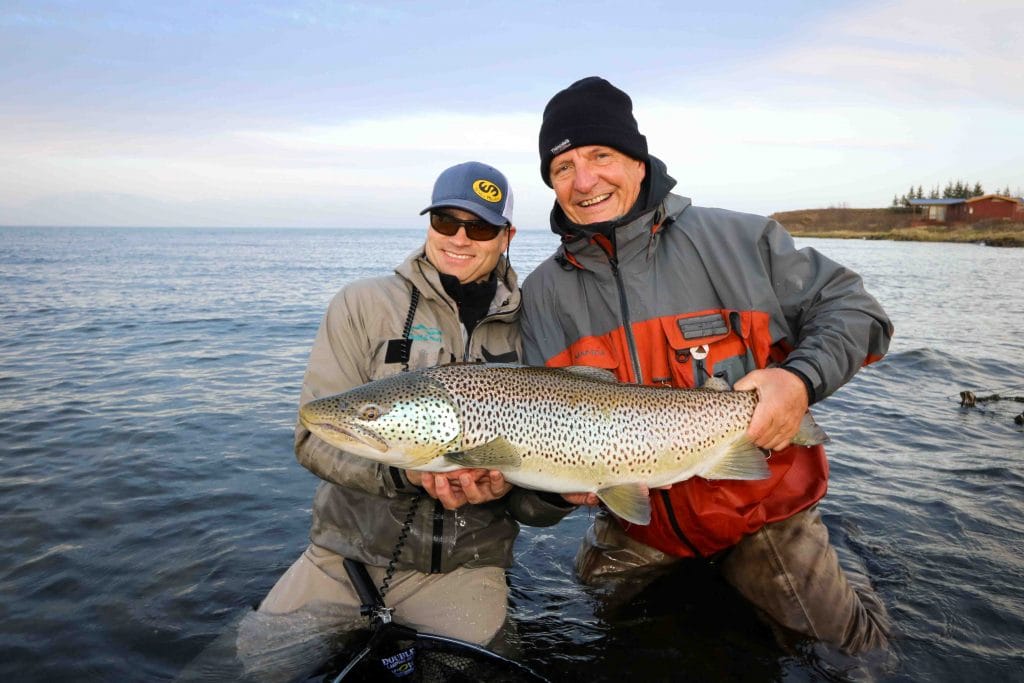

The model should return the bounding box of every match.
[573,161,597,192]
[451,226,473,244]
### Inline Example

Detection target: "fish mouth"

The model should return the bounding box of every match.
[303,419,388,453]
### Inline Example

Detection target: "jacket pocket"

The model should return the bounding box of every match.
[369,337,451,379]
[660,310,754,388]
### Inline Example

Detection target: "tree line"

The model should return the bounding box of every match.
[891,180,1020,209]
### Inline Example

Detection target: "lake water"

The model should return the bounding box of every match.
[1,226,1022,682]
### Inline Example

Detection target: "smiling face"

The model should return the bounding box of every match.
[549,145,646,225]
[424,208,515,284]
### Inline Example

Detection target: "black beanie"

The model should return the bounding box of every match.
[538,76,648,187]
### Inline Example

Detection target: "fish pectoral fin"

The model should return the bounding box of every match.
[792,412,830,446]
[597,484,651,526]
[445,437,522,469]
[563,366,620,383]
[700,438,772,480]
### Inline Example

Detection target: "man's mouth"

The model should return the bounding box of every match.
[579,193,611,208]
[443,250,473,260]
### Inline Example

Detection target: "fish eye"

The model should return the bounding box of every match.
[360,404,383,420]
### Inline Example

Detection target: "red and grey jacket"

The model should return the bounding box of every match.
[521,162,893,558]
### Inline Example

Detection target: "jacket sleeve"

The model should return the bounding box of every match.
[761,219,894,402]
[521,268,567,367]
[506,488,577,527]
[294,285,418,497]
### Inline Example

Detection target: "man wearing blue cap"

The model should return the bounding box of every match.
[258,162,575,647]
[523,77,893,655]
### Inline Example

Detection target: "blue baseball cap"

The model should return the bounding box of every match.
[419,161,514,227]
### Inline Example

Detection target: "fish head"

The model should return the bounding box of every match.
[298,372,462,468]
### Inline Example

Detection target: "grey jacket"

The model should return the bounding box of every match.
[295,248,573,574]
[522,191,893,403]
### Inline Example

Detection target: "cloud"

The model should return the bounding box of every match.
[2,0,1021,227]
[0,109,550,227]
[762,0,1024,106]
[235,111,537,154]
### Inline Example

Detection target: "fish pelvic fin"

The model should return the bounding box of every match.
[445,437,522,469]
[597,483,651,526]
[792,412,830,446]
[701,438,772,480]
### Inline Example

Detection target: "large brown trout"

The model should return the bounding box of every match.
[298,364,828,525]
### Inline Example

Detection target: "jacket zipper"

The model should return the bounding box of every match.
[608,255,644,384]
[691,344,710,387]
[609,247,702,555]
[659,490,703,558]
[442,288,518,567]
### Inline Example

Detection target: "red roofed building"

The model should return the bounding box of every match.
[909,195,1024,224]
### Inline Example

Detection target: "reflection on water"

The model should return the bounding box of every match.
[176,606,362,683]
[0,228,1022,682]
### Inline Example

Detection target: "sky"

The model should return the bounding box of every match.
[1,0,1022,229]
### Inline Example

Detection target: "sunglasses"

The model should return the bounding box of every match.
[430,212,506,242]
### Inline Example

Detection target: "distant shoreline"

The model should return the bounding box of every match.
[772,208,1024,247]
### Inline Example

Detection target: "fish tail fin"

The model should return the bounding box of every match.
[701,438,772,480]
[792,412,829,446]
[597,484,651,525]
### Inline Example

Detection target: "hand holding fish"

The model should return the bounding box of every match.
[733,368,810,451]
[409,468,513,510]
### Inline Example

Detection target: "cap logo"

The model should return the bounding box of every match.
[550,138,571,155]
[472,180,502,203]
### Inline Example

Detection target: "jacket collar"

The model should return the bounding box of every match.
[395,248,520,315]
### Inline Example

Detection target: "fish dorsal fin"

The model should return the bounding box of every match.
[702,376,731,392]
[700,438,771,480]
[445,437,522,469]
[792,412,830,446]
[597,483,651,525]
[563,366,619,383]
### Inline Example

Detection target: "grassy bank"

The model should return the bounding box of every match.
[771,208,1024,247]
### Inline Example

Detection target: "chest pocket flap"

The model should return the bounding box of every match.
[660,311,732,351]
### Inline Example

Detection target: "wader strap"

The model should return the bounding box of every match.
[343,558,385,615]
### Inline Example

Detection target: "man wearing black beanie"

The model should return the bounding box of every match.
[538,76,649,188]
[522,76,894,656]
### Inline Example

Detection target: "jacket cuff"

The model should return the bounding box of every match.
[780,363,817,405]
[508,488,577,527]
[388,466,421,493]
